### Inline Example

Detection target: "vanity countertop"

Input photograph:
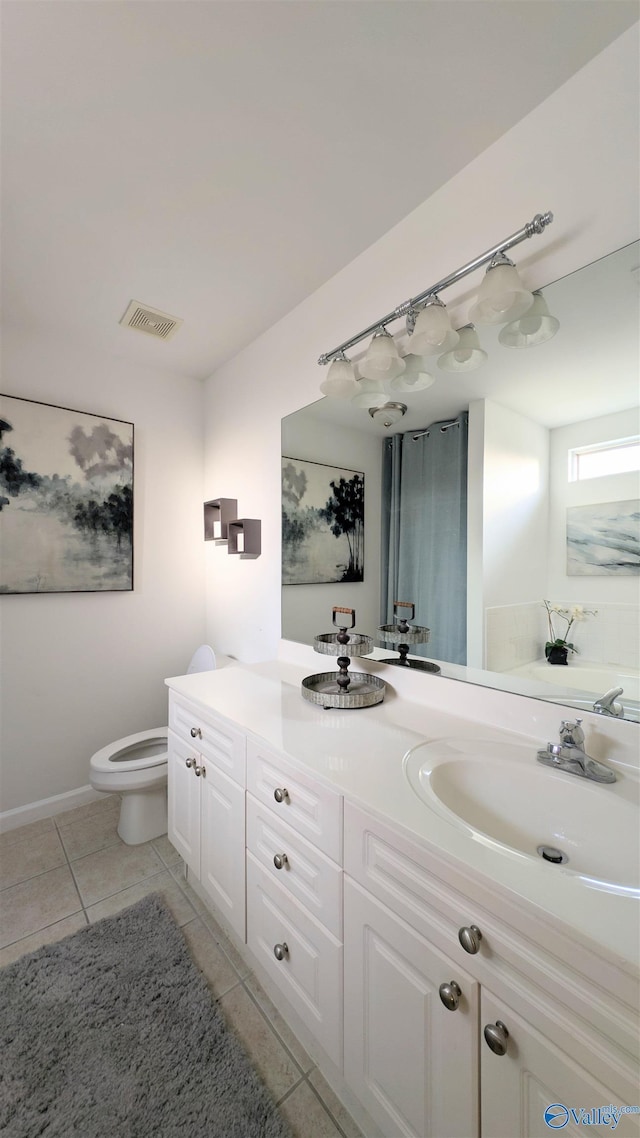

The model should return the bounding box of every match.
[165,655,640,976]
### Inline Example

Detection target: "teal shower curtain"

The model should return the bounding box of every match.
[381,413,468,665]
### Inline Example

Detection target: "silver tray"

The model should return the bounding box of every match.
[313,632,374,657]
[378,623,430,645]
[301,670,386,709]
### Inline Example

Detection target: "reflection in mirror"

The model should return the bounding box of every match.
[282,243,640,721]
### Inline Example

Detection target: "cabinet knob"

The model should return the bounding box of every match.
[185,757,194,769]
[193,764,203,777]
[458,925,483,954]
[190,727,202,739]
[274,788,289,804]
[273,942,289,961]
[484,1021,509,1056]
[438,981,462,1011]
[273,853,288,870]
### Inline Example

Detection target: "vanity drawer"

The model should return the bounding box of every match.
[246,792,342,939]
[169,693,246,786]
[246,853,343,1069]
[246,740,342,862]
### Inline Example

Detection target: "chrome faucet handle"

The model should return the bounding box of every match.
[593,687,624,717]
[559,718,584,747]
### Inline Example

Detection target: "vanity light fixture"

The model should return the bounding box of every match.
[406,296,459,355]
[498,289,560,348]
[359,328,406,383]
[317,211,555,411]
[437,324,487,373]
[387,353,436,392]
[467,252,534,325]
[319,352,359,398]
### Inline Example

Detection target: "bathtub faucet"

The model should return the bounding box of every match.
[537,719,617,783]
[592,686,624,718]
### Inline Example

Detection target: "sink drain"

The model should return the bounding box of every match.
[537,845,568,865]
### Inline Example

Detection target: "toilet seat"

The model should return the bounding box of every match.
[89,727,169,794]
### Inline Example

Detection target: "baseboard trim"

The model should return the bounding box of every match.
[0,785,109,833]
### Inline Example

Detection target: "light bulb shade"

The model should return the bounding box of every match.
[406,300,459,356]
[319,355,358,398]
[368,402,407,428]
[387,354,436,392]
[498,291,560,348]
[351,377,387,408]
[359,329,406,382]
[437,325,487,373]
[468,257,534,325]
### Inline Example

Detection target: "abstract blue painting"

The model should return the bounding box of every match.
[566,499,640,576]
[0,394,133,593]
[282,456,364,584]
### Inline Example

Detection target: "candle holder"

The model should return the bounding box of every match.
[378,601,440,673]
[301,607,386,709]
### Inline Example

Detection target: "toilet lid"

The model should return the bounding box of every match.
[187,645,217,673]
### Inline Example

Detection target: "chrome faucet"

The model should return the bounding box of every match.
[537,718,617,783]
[593,686,624,718]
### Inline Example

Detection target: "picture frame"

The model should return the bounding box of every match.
[0,394,134,594]
[566,499,640,576]
[282,456,364,585]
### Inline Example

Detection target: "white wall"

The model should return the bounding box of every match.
[0,328,206,811]
[281,410,382,645]
[202,30,640,665]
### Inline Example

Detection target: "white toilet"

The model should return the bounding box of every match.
[89,645,217,845]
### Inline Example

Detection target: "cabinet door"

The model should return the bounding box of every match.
[344,878,479,1138]
[200,759,246,942]
[481,988,640,1138]
[167,731,200,874]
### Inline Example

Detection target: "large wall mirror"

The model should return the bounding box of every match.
[282,242,640,722]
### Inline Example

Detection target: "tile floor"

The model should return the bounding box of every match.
[0,794,366,1138]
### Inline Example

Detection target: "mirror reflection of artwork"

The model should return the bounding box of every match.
[282,457,364,585]
[567,500,640,575]
[0,394,133,594]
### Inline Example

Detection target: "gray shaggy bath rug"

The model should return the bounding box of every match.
[0,894,293,1138]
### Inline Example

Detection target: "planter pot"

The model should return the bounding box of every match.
[547,645,569,665]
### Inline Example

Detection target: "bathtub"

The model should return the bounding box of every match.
[504,659,640,721]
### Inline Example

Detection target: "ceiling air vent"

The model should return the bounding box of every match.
[119,301,183,341]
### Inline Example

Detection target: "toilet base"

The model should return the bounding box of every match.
[118,785,167,845]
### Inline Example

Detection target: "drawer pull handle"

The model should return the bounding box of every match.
[185,758,195,769]
[273,942,289,961]
[190,727,202,739]
[484,1021,509,1056]
[438,981,462,1011]
[274,788,289,804]
[458,925,482,954]
[193,764,203,777]
[273,853,288,870]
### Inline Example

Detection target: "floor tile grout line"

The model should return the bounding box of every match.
[240,975,313,1078]
[52,821,89,924]
[305,1073,354,1138]
[274,1072,307,1107]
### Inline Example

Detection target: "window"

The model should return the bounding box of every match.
[569,437,640,481]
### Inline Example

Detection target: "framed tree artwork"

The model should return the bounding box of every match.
[0,394,134,594]
[282,456,364,585]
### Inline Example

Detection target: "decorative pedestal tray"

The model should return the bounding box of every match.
[378,601,441,674]
[301,607,386,709]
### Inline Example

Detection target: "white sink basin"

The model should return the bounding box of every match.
[403,738,640,891]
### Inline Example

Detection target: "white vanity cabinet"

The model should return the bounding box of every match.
[245,739,344,1069]
[344,802,640,1138]
[167,693,246,941]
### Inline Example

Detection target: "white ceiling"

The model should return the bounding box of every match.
[2,1,637,381]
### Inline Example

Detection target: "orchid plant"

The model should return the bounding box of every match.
[543,600,597,657]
